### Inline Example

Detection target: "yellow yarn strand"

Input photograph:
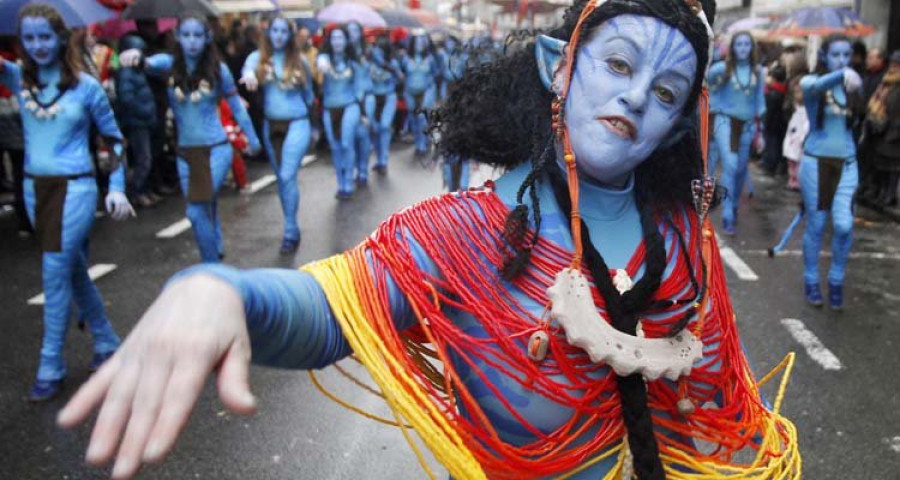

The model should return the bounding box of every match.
[302,255,487,480]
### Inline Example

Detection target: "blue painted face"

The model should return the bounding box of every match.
[330,29,346,55]
[371,45,385,64]
[177,19,208,60]
[347,22,362,46]
[269,18,291,51]
[565,15,697,185]
[445,37,458,52]
[825,40,852,72]
[413,35,427,55]
[732,34,752,63]
[20,16,61,67]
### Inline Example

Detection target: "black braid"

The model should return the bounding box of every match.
[545,164,668,480]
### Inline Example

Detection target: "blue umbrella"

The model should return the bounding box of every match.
[0,0,117,35]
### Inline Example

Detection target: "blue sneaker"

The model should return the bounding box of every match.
[805,283,824,307]
[28,379,63,402]
[722,219,736,236]
[89,350,116,372]
[828,283,843,311]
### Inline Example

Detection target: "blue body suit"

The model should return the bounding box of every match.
[707,61,765,230]
[440,48,471,191]
[369,58,400,170]
[799,70,858,286]
[352,50,375,184]
[319,54,365,196]
[175,162,723,478]
[1,63,122,382]
[242,51,314,244]
[145,54,261,263]
[401,53,438,154]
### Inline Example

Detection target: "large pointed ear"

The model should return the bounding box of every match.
[535,34,567,92]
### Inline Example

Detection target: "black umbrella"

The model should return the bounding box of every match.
[123,0,220,20]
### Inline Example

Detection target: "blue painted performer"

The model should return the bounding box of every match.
[798,34,862,309]
[61,1,801,479]
[347,21,375,186]
[120,12,261,263]
[401,29,438,156]
[0,4,134,401]
[240,16,314,254]
[368,33,402,174]
[317,25,364,199]
[439,35,471,191]
[706,31,765,235]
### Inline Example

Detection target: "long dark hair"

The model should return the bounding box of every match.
[171,12,222,93]
[256,15,306,87]
[17,3,85,90]
[724,31,758,82]
[321,25,357,63]
[433,1,714,478]
[346,20,368,59]
[813,33,857,130]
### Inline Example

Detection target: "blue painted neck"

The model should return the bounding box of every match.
[185,56,199,74]
[37,61,62,87]
[553,161,636,221]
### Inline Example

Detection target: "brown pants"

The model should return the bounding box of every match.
[179,146,214,203]
[33,176,69,252]
[816,156,845,211]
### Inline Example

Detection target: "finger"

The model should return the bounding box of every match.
[216,339,257,416]
[85,360,141,466]
[142,362,211,463]
[111,357,173,479]
[57,355,121,429]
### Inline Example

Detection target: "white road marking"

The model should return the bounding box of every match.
[28,264,117,306]
[248,174,277,194]
[155,217,192,239]
[718,246,759,281]
[780,318,843,371]
[885,436,900,453]
[745,249,900,261]
[301,154,316,166]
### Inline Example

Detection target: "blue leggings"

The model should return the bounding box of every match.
[371,93,397,169]
[24,180,120,381]
[799,155,858,285]
[264,119,310,242]
[404,87,435,154]
[323,103,361,195]
[713,115,755,226]
[354,95,375,182]
[177,143,233,263]
[442,155,470,191]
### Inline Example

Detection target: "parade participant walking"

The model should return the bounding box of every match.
[59,1,800,478]
[707,31,765,235]
[401,29,437,157]
[240,16,314,254]
[115,34,157,208]
[347,21,375,186]
[317,25,364,199]
[0,3,135,402]
[368,32,401,174]
[120,12,261,263]
[439,35,470,191]
[798,34,862,309]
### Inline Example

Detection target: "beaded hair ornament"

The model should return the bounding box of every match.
[542,0,717,398]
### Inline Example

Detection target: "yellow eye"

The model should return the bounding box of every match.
[655,86,675,104]
[608,59,630,75]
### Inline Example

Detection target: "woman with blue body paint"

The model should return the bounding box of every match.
[120,13,261,263]
[317,26,364,199]
[346,21,376,186]
[368,33,401,174]
[0,4,134,402]
[240,16,314,254]
[60,2,798,479]
[706,32,765,235]
[798,34,863,309]
[401,30,438,157]
[439,35,471,191]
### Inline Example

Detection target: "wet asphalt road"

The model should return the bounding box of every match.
[1,145,899,480]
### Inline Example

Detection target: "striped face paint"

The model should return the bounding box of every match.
[564,14,697,186]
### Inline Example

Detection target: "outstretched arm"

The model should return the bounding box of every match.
[220,63,261,153]
[800,70,846,98]
[0,59,22,94]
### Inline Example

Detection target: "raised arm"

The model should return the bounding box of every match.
[219,62,261,152]
[0,59,22,94]
[705,60,726,93]
[143,53,173,77]
[800,69,846,98]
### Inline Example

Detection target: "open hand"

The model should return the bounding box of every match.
[239,74,259,92]
[843,67,862,93]
[57,274,257,479]
[104,192,136,221]
[119,49,143,68]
